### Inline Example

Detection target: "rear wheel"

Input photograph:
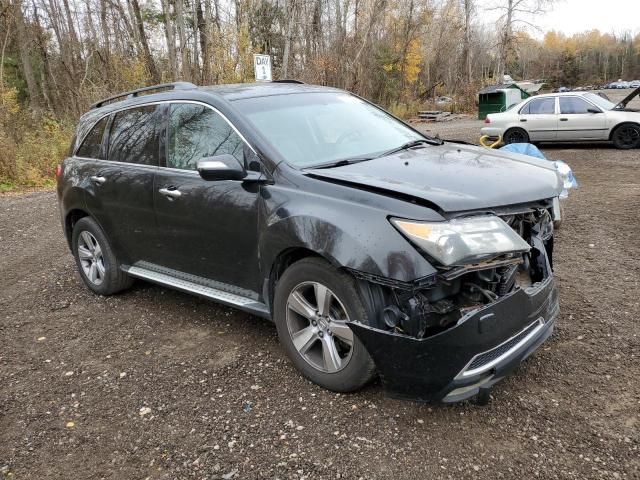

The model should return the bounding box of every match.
[72,217,133,295]
[611,123,640,149]
[273,258,376,392]
[503,127,530,145]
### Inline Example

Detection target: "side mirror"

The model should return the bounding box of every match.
[587,108,602,114]
[197,154,246,181]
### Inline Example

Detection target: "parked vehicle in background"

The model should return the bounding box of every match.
[482,88,640,149]
[630,80,640,88]
[57,81,565,403]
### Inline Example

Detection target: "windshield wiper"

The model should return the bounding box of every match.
[375,138,442,159]
[307,157,373,170]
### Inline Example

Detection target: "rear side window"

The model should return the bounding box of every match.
[107,105,163,165]
[559,97,596,114]
[167,103,245,170]
[520,98,555,115]
[76,116,109,159]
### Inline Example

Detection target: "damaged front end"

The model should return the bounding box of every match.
[349,205,559,403]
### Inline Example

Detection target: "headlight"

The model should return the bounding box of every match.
[391,215,531,266]
[553,160,578,199]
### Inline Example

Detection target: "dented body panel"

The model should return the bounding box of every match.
[350,275,558,402]
[59,82,565,403]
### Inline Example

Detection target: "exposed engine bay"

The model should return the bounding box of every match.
[361,206,555,339]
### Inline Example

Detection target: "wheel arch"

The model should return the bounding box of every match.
[609,121,640,141]
[503,126,530,143]
[264,246,336,315]
[64,208,90,249]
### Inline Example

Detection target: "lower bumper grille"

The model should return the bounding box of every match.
[456,318,544,378]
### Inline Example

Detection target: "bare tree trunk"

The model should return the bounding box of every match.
[0,15,10,90]
[196,0,209,83]
[160,0,177,78]
[462,0,473,83]
[12,0,41,109]
[175,0,190,79]
[282,0,296,77]
[129,0,160,82]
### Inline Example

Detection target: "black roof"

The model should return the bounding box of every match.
[202,82,339,101]
[90,80,339,111]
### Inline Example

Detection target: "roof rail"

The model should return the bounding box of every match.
[91,81,197,109]
[271,79,305,84]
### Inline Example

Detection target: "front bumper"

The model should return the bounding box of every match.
[349,273,559,403]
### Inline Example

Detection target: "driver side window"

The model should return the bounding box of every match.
[559,97,595,114]
[167,103,245,170]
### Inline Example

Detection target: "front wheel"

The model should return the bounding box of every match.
[611,123,640,149]
[273,258,376,392]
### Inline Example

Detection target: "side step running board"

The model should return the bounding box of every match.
[124,264,270,318]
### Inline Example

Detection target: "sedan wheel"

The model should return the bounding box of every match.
[503,128,529,144]
[612,124,640,149]
[286,281,354,373]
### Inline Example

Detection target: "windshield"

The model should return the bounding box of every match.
[233,92,424,167]
[584,93,615,110]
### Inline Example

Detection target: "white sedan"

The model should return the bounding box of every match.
[481,89,640,149]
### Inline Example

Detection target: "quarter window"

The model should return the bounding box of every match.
[559,97,596,114]
[167,103,245,170]
[76,116,109,159]
[521,98,556,115]
[107,105,162,165]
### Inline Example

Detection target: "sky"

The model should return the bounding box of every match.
[478,0,640,38]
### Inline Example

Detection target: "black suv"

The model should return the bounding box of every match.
[57,81,562,403]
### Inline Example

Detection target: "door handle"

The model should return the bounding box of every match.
[159,187,182,199]
[520,119,527,122]
[90,175,106,186]
[559,118,568,121]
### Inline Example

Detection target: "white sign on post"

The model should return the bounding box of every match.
[253,54,272,82]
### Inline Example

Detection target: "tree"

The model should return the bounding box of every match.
[489,0,555,80]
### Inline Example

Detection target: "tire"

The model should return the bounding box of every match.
[71,216,133,295]
[503,127,530,145]
[273,257,376,392]
[611,123,640,149]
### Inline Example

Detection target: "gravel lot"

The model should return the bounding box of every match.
[1,99,639,478]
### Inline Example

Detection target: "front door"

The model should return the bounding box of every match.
[557,96,608,140]
[152,102,262,294]
[81,105,164,264]
[518,97,558,142]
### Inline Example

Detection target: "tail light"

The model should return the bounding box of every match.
[55,164,62,179]
[484,117,491,124]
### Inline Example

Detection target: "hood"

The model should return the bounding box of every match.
[614,85,640,110]
[306,143,562,212]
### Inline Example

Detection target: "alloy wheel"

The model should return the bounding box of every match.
[505,129,527,144]
[615,126,640,148]
[77,231,106,285]
[285,281,354,373]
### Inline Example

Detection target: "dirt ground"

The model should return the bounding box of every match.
[1,107,639,479]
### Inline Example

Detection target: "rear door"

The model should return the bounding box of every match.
[557,96,607,140]
[152,102,262,293]
[83,104,164,264]
[518,97,558,141]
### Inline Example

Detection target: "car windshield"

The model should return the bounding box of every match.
[584,93,615,110]
[233,92,424,167]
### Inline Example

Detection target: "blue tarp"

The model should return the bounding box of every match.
[500,142,547,159]
[500,143,577,197]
